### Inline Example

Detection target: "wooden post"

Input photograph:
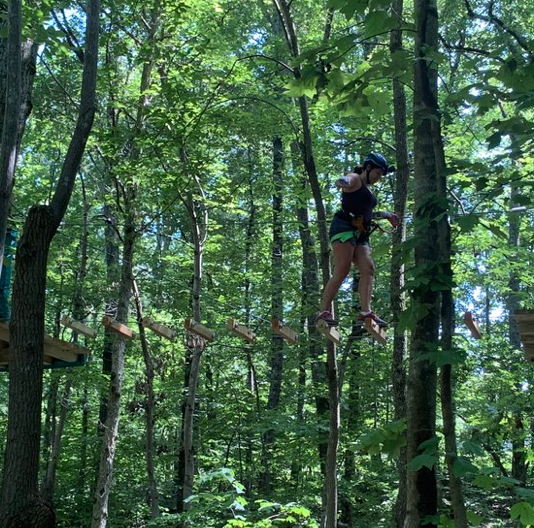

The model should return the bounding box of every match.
[364,319,387,345]
[463,312,482,339]
[317,319,341,345]
[272,318,298,344]
[227,318,256,343]
[184,318,215,342]
[142,316,176,341]
[61,316,97,339]
[102,315,136,340]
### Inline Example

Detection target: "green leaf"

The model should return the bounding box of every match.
[407,454,437,471]
[462,440,484,457]
[486,132,502,149]
[456,213,480,233]
[419,436,440,453]
[511,502,534,525]
[453,456,478,478]
[473,474,496,491]
[366,90,390,115]
[467,511,484,526]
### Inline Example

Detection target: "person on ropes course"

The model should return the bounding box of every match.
[316,152,400,328]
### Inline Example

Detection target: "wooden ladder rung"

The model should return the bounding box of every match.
[102,316,136,340]
[316,319,341,345]
[142,317,176,341]
[272,318,298,344]
[184,318,215,342]
[227,319,256,343]
[61,316,97,339]
[364,319,387,345]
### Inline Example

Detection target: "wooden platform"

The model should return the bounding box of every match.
[515,311,534,363]
[0,321,90,369]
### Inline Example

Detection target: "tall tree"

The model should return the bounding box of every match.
[389,0,410,523]
[0,0,100,524]
[0,0,21,278]
[261,135,285,494]
[405,0,441,524]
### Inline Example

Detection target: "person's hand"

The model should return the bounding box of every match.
[386,212,401,227]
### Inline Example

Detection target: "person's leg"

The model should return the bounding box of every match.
[320,241,355,312]
[353,244,375,313]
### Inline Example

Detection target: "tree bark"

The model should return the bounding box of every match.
[270,3,337,519]
[507,186,527,485]
[405,0,441,525]
[389,0,410,523]
[41,378,73,504]
[0,0,21,278]
[181,184,208,510]
[434,76,468,528]
[0,1,99,524]
[261,135,285,494]
[91,213,135,528]
[133,280,160,518]
[290,140,328,474]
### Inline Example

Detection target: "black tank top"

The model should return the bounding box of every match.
[341,183,377,225]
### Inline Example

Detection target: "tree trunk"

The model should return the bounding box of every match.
[508,186,527,485]
[91,213,135,528]
[290,140,328,474]
[133,280,160,518]
[181,186,208,510]
[41,378,73,504]
[0,0,21,278]
[261,135,285,494]
[405,0,441,525]
[389,0,410,523]
[433,73,468,528]
[0,1,99,524]
[244,152,259,496]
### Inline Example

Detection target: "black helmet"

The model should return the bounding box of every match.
[364,152,395,174]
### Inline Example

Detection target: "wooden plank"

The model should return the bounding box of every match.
[61,316,97,339]
[43,337,82,362]
[102,316,136,340]
[227,318,256,343]
[184,318,215,342]
[0,322,89,364]
[272,318,299,344]
[142,316,176,341]
[464,312,482,339]
[316,319,341,345]
[364,319,387,345]
[515,311,534,324]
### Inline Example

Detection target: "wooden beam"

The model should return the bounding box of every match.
[142,316,176,341]
[464,312,482,339]
[272,318,298,344]
[184,318,215,342]
[227,318,256,343]
[316,319,341,345]
[364,319,387,345]
[61,316,97,339]
[102,316,136,340]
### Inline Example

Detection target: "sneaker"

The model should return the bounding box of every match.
[357,311,388,328]
[315,310,339,327]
